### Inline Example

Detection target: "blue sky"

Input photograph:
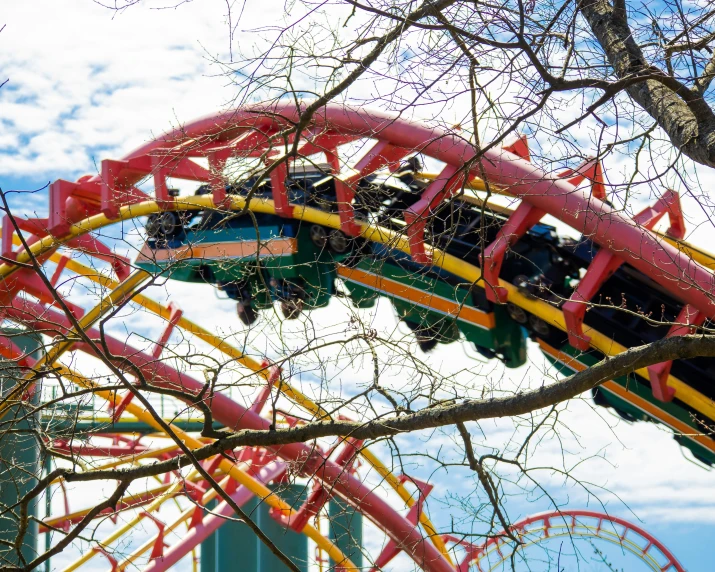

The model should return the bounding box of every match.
[3,2,715,570]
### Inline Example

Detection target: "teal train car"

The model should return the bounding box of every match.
[538,337,715,467]
[136,164,355,324]
[338,246,527,366]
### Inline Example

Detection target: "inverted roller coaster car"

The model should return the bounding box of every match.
[126,100,715,468]
[339,244,528,366]
[136,163,357,324]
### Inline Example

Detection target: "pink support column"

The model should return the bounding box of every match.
[8,300,456,572]
[143,462,286,572]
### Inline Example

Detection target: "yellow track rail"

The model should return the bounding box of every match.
[21,198,710,421]
[0,269,151,418]
[659,232,715,271]
[43,249,455,564]
[57,365,356,572]
[39,247,332,421]
[3,192,714,567]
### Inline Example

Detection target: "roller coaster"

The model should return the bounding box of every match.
[0,101,708,570]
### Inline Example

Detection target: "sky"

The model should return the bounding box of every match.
[2,1,715,571]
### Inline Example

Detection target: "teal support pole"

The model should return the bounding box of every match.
[201,484,308,572]
[0,329,43,568]
[43,419,224,436]
[329,497,364,569]
[44,456,51,572]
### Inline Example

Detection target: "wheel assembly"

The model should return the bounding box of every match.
[506,302,528,324]
[237,301,259,325]
[280,298,304,320]
[159,212,181,237]
[309,224,328,248]
[328,229,350,253]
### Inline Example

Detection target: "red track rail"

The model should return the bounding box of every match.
[8,299,456,572]
[5,101,706,571]
[114,102,715,320]
[446,509,685,572]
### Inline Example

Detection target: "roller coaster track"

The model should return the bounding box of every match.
[445,509,685,571]
[0,101,707,571]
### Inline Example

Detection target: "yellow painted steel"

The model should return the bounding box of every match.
[397,192,715,417]
[3,192,713,566]
[61,469,209,571]
[359,448,453,564]
[419,171,491,193]
[658,232,715,271]
[40,248,332,421]
[58,453,212,571]
[56,365,356,572]
[49,443,182,485]
[44,480,179,530]
[115,476,229,571]
[416,183,715,271]
[431,246,715,420]
[6,195,706,417]
[0,269,151,418]
[43,249,454,562]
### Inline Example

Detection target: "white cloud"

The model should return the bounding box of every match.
[0,1,253,177]
[4,1,715,570]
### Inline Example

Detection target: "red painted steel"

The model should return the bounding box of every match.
[103,102,715,323]
[50,440,150,457]
[269,159,293,217]
[648,304,705,401]
[562,248,623,351]
[93,547,118,572]
[370,476,434,571]
[558,157,606,201]
[447,509,685,572]
[39,488,167,534]
[562,190,689,351]
[482,201,546,303]
[502,135,530,162]
[405,165,465,263]
[7,299,456,572]
[140,511,167,560]
[274,437,363,533]
[143,461,286,572]
[251,361,281,414]
[12,102,706,571]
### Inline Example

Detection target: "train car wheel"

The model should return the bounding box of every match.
[280,298,304,320]
[159,212,180,237]
[506,302,528,324]
[237,301,258,326]
[529,314,550,336]
[474,345,497,360]
[145,214,161,237]
[414,330,439,353]
[328,229,350,253]
[197,265,215,284]
[309,224,328,248]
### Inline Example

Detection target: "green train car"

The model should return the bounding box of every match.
[135,164,355,324]
[538,338,715,466]
[338,246,527,366]
[136,214,352,324]
[132,161,715,469]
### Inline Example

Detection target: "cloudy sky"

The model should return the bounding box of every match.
[3,1,715,571]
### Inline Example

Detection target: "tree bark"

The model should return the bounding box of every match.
[580,0,715,167]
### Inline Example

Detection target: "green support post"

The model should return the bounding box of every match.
[329,497,363,569]
[201,483,309,572]
[0,329,43,568]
